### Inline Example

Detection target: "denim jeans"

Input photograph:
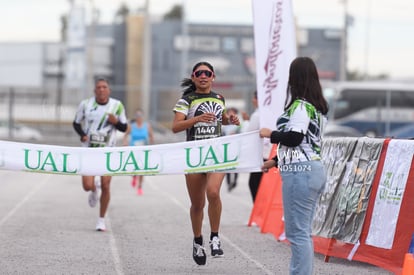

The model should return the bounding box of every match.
[280,160,326,275]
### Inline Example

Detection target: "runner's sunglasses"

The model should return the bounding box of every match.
[192,70,214,78]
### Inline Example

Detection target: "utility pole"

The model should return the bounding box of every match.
[141,0,151,119]
[180,0,188,78]
[8,88,15,140]
[339,0,348,81]
[56,46,64,123]
[363,0,371,80]
[86,0,97,96]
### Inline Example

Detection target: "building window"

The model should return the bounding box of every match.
[240,38,254,53]
[192,36,220,52]
[222,37,237,52]
[297,29,309,46]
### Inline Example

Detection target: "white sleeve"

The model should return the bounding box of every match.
[287,104,310,134]
[173,98,189,116]
[73,100,86,124]
[118,102,128,124]
[246,110,260,132]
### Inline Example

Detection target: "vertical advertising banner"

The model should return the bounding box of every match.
[252,0,297,129]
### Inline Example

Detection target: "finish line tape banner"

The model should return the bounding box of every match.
[0,131,263,176]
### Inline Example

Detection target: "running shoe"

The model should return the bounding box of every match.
[137,188,143,196]
[210,236,224,257]
[96,218,106,232]
[192,241,206,265]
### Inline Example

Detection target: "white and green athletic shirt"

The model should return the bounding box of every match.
[276,99,326,165]
[173,91,226,141]
[74,97,127,147]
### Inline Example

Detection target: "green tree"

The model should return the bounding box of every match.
[114,3,130,23]
[347,70,389,81]
[163,4,182,20]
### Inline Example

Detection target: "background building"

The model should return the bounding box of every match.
[0,8,341,144]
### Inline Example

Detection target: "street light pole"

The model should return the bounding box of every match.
[86,0,96,96]
[363,0,371,80]
[339,0,348,81]
[180,0,188,78]
[141,0,151,118]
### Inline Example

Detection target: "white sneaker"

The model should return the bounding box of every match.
[96,218,106,232]
[209,236,224,257]
[88,178,101,208]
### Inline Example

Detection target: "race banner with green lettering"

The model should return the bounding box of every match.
[0,131,263,176]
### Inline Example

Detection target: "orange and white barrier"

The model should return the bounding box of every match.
[249,137,414,274]
[402,253,414,275]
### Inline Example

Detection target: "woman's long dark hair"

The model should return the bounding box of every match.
[284,57,328,115]
[181,61,215,95]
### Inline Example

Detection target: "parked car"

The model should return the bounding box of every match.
[0,121,43,142]
[323,124,364,138]
[388,124,414,139]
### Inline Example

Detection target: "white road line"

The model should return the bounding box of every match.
[147,179,273,275]
[0,174,51,227]
[106,216,125,275]
[220,234,273,275]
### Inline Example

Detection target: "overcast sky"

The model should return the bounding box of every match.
[1,0,413,79]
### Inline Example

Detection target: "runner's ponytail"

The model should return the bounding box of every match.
[181,78,196,95]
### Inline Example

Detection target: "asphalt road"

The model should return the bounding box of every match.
[0,171,393,275]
